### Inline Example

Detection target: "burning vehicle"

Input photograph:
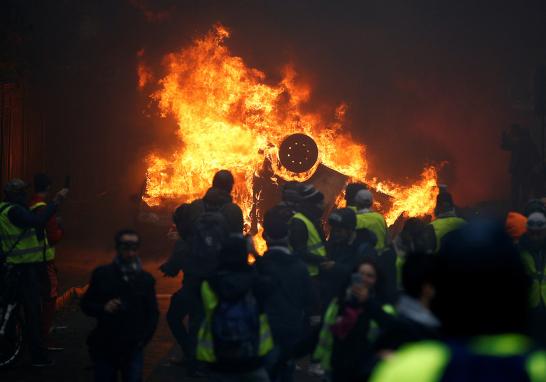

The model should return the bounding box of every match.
[137,24,440,250]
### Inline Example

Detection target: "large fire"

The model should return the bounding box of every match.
[141,24,439,236]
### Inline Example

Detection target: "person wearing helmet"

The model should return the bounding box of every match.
[352,189,388,251]
[428,189,466,253]
[0,178,68,367]
[370,220,546,382]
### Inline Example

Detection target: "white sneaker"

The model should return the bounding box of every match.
[308,362,325,377]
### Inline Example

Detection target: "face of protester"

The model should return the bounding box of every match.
[117,234,140,261]
[358,263,377,289]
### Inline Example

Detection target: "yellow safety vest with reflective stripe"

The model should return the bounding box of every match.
[370,335,546,382]
[313,298,395,371]
[196,281,274,363]
[0,202,45,264]
[520,250,546,309]
[290,212,326,277]
[29,201,55,261]
[356,211,388,250]
[430,217,466,252]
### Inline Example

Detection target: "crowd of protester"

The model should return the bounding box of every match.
[155,170,546,382]
[2,169,546,381]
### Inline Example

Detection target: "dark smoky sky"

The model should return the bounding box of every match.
[3,0,546,241]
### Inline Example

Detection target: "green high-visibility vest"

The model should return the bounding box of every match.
[196,281,274,363]
[355,211,388,250]
[370,334,546,382]
[313,298,395,371]
[520,250,546,309]
[430,217,466,252]
[30,201,55,261]
[290,212,326,277]
[0,202,45,264]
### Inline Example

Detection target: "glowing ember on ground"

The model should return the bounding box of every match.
[141,24,439,235]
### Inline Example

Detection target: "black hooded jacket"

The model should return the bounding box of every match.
[256,246,313,351]
[81,262,159,360]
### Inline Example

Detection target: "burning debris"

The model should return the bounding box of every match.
[140,24,439,232]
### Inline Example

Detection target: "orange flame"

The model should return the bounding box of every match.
[142,24,439,238]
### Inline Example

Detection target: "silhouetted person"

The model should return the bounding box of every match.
[314,257,394,382]
[0,178,68,367]
[374,253,440,353]
[196,235,273,381]
[257,205,313,382]
[429,189,466,253]
[370,220,546,381]
[160,203,206,375]
[30,173,65,351]
[81,229,159,382]
[502,124,541,209]
[321,208,376,308]
[353,189,388,250]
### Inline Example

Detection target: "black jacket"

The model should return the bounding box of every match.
[256,246,313,352]
[330,296,393,382]
[81,263,159,360]
[321,238,376,307]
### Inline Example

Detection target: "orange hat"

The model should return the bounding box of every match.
[505,212,527,241]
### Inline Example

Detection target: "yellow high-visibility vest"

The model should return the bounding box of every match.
[30,201,55,261]
[196,281,273,363]
[430,217,466,252]
[290,212,326,276]
[0,202,45,264]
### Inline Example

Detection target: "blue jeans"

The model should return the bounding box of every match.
[94,350,143,382]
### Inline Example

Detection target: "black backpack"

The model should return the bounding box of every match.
[211,289,261,363]
[191,211,229,261]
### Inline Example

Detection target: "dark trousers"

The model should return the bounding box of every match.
[16,264,46,361]
[265,345,296,382]
[94,350,143,382]
[166,279,203,369]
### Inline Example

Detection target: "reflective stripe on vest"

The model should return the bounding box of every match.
[430,217,466,252]
[196,281,274,363]
[370,335,546,382]
[290,212,326,277]
[0,202,44,264]
[313,298,340,371]
[356,211,388,250]
[520,250,546,308]
[30,201,55,261]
